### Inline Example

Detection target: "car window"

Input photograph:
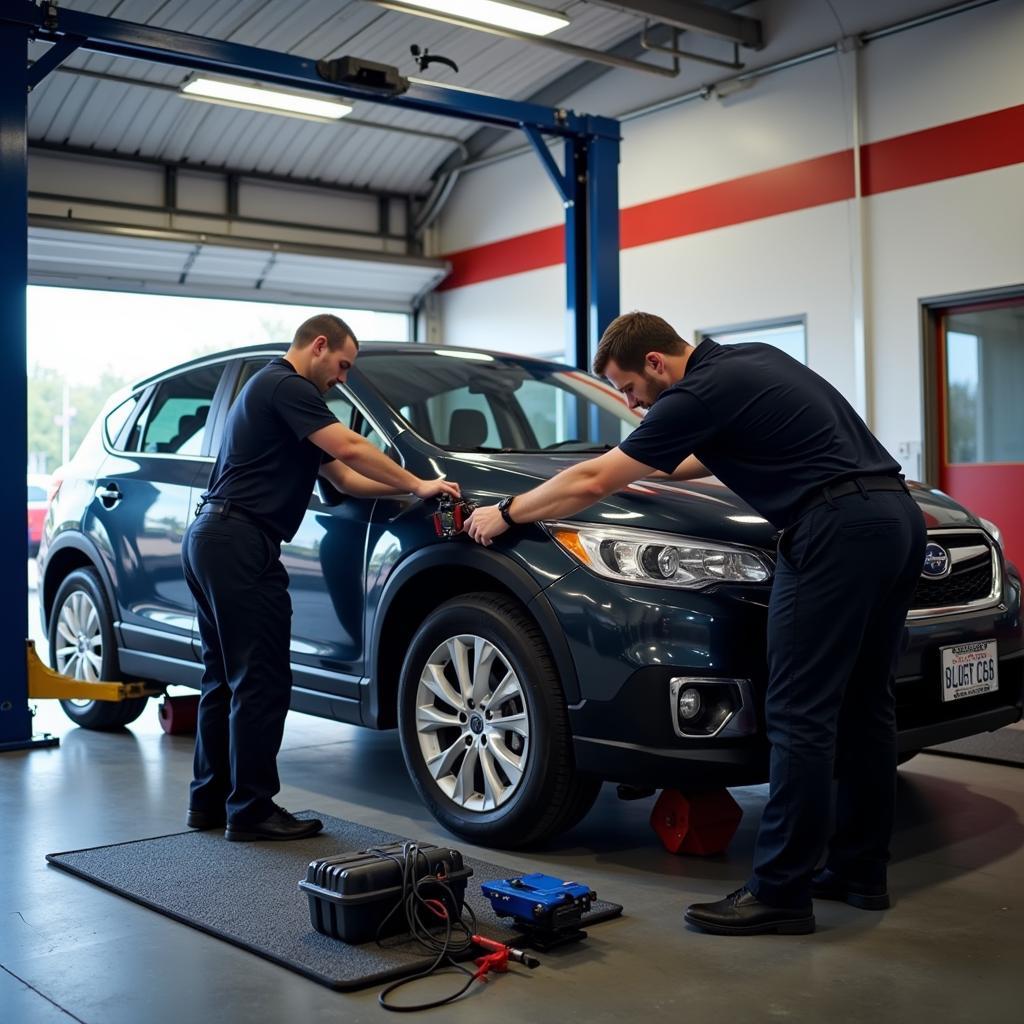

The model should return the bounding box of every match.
[234,359,269,401]
[133,364,223,456]
[418,386,503,450]
[360,353,640,452]
[27,485,46,502]
[326,390,388,453]
[104,393,143,451]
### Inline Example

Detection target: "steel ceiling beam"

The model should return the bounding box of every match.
[590,1,763,48]
[8,1,616,138]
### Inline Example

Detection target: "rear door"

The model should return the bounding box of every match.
[97,360,227,663]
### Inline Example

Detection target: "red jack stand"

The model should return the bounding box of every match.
[650,788,743,855]
[158,694,199,735]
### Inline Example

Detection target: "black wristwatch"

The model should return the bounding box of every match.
[497,495,517,527]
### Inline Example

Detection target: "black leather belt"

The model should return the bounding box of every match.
[195,499,271,536]
[791,475,909,524]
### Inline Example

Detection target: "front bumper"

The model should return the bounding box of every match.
[547,565,1024,788]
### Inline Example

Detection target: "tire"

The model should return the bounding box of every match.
[397,592,600,848]
[48,567,149,730]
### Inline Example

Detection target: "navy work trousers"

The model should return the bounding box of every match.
[181,509,292,826]
[748,486,927,906]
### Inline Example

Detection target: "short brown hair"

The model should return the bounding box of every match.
[293,313,358,351]
[593,311,688,376]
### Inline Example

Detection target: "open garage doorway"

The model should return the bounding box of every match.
[26,285,410,675]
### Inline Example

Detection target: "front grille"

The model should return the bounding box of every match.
[909,529,998,616]
[913,563,992,609]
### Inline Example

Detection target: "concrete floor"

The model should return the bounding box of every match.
[4,569,1022,1022]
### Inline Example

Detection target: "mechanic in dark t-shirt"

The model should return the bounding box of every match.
[182,314,460,842]
[466,312,925,935]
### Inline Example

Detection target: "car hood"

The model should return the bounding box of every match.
[446,452,779,549]
[445,453,983,550]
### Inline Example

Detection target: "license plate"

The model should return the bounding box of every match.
[940,640,998,702]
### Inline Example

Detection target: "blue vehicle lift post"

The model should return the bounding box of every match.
[0,1,621,751]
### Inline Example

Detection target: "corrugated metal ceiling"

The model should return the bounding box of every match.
[27,0,655,195]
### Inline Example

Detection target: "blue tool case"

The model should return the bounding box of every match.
[481,873,595,929]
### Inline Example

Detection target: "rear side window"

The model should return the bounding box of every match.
[131,364,224,456]
[104,394,142,451]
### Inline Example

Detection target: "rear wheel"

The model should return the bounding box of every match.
[49,568,149,730]
[397,592,600,848]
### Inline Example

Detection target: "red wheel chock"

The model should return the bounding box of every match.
[158,694,199,735]
[650,788,743,855]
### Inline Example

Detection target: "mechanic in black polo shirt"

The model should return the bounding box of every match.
[182,314,460,842]
[466,311,926,935]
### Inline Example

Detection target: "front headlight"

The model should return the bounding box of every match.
[544,522,773,589]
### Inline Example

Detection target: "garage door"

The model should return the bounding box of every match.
[27,226,449,314]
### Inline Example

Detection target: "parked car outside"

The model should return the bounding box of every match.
[27,474,51,557]
[37,343,1024,846]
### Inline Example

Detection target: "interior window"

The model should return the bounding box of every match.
[698,319,807,363]
[135,364,223,456]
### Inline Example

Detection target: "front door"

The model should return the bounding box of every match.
[936,295,1024,569]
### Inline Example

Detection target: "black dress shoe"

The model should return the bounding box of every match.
[685,887,815,935]
[224,805,323,842]
[811,867,890,910]
[186,808,227,830]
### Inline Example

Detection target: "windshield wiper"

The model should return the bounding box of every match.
[542,441,615,452]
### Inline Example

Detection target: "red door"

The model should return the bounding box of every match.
[936,295,1024,570]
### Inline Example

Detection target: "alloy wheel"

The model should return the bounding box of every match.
[414,634,531,812]
[54,589,104,703]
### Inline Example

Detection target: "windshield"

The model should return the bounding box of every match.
[355,350,643,453]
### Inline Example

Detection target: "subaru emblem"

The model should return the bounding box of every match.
[922,542,951,579]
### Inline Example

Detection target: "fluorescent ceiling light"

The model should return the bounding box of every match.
[181,77,352,121]
[385,0,569,37]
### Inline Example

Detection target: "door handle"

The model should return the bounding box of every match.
[95,483,123,508]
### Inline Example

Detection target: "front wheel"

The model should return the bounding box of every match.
[48,567,149,730]
[397,592,600,848]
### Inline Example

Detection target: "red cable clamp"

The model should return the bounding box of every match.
[471,935,541,980]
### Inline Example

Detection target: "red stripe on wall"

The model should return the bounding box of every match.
[861,104,1024,195]
[441,225,563,290]
[439,102,1024,291]
[621,149,854,250]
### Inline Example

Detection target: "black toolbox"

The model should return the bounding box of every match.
[299,843,474,944]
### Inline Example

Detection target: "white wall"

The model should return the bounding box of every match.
[434,0,1024,475]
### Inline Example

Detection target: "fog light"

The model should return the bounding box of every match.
[678,687,702,720]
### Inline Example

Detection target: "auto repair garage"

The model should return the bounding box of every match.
[2,0,1023,1019]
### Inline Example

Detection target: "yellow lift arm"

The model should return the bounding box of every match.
[26,640,161,702]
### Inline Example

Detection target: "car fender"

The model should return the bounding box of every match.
[40,531,120,635]
[366,544,582,722]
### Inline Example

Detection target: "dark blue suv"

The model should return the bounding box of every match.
[38,344,1024,846]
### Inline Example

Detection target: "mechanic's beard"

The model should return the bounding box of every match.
[642,370,670,408]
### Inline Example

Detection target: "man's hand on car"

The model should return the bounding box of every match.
[465,504,509,546]
[414,477,461,501]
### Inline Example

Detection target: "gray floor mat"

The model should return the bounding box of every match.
[46,812,622,991]
[929,721,1024,768]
